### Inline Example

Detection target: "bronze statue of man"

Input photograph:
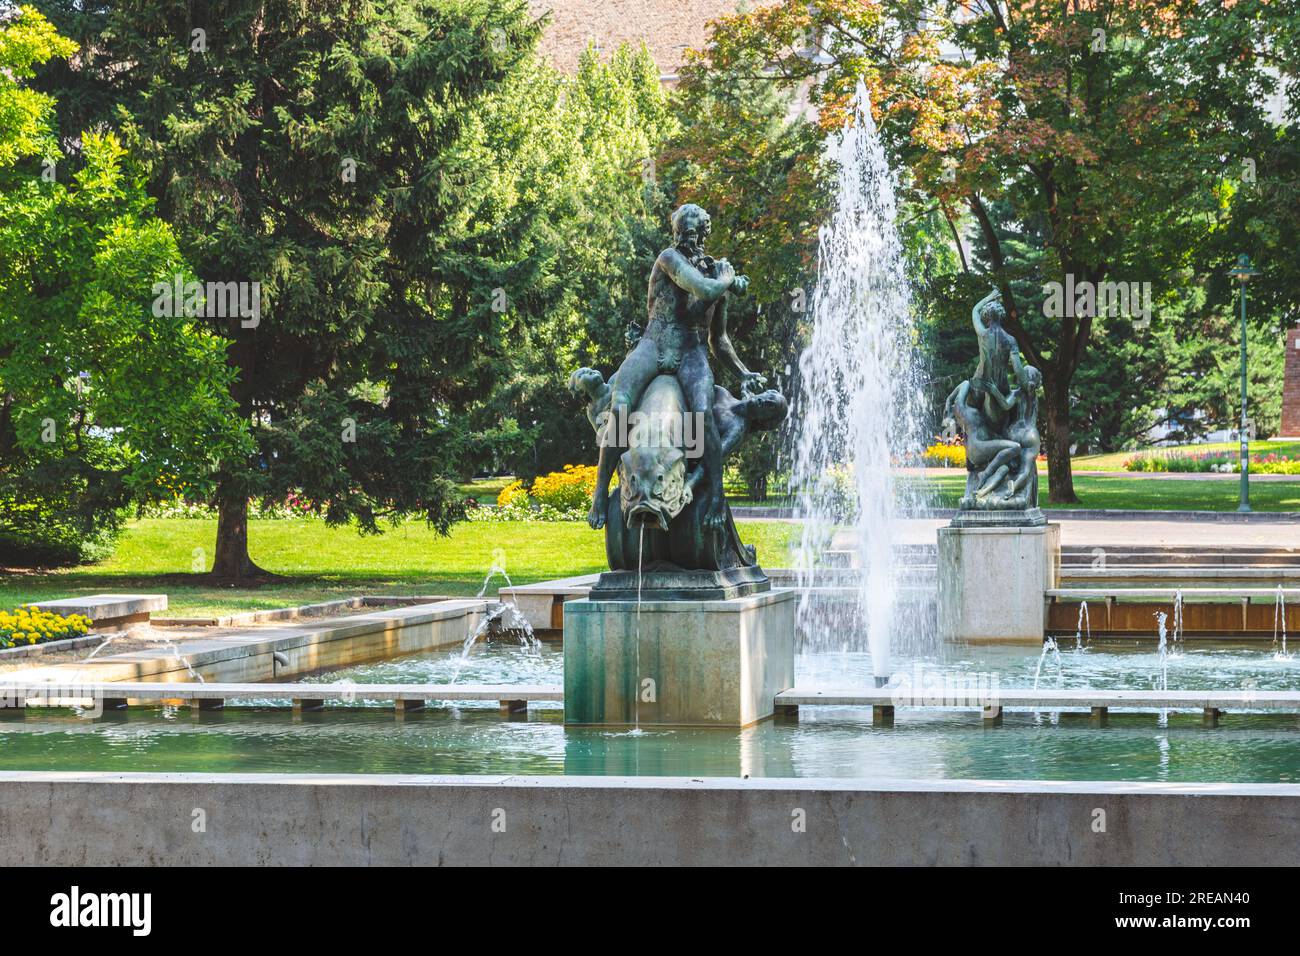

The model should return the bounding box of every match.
[588,203,762,532]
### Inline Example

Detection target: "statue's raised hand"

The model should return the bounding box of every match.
[713,258,736,284]
[741,370,767,395]
[731,274,749,295]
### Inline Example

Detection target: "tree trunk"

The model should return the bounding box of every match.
[210,483,267,579]
[1042,382,1079,504]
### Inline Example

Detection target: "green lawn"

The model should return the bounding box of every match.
[0,518,802,617]
[917,473,1300,511]
[7,470,1298,617]
[456,477,513,504]
[1072,440,1300,472]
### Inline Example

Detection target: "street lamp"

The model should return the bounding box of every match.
[1229,253,1258,513]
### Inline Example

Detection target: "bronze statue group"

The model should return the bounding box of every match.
[943,289,1042,511]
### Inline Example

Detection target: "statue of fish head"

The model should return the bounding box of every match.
[618,444,692,532]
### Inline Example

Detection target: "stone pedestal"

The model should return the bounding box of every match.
[937,522,1060,644]
[563,588,796,727]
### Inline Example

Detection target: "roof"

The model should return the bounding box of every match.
[527,0,763,77]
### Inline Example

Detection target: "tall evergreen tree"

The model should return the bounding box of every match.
[34,0,548,577]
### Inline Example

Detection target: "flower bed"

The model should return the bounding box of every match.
[471,465,605,521]
[0,606,92,648]
[1124,450,1300,475]
[922,440,966,468]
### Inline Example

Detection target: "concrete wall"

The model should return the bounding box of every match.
[1,772,1297,866]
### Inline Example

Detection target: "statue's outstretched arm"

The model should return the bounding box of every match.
[1010,346,1027,383]
[708,293,765,392]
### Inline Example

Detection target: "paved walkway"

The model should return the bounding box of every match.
[889,516,1299,549]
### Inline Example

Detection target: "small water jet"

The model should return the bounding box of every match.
[455,559,540,680]
[78,629,205,684]
[1074,601,1090,651]
[1172,589,1184,646]
[1032,636,1064,725]
[1154,611,1170,727]
[1273,586,1288,657]
[1033,637,1064,691]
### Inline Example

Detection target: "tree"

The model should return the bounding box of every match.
[0,6,247,565]
[463,43,678,479]
[34,0,559,577]
[681,0,1281,502]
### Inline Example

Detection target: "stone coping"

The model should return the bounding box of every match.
[2,599,489,684]
[154,595,449,627]
[0,680,562,702]
[28,593,166,620]
[565,585,796,614]
[6,681,1289,713]
[776,687,1300,711]
[0,770,1296,798]
[1048,586,1300,600]
[500,574,598,596]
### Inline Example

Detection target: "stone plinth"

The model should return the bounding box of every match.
[563,588,796,727]
[29,594,167,632]
[938,523,1060,644]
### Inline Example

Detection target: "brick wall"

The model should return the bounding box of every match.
[1282,328,1300,437]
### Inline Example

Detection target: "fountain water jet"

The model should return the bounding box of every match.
[1274,586,1288,657]
[792,80,928,684]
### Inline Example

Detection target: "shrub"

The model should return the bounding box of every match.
[923,441,966,468]
[486,466,610,520]
[496,480,528,508]
[530,464,600,510]
[0,478,122,567]
[0,606,92,648]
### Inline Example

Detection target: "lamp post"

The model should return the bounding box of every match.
[1229,254,1258,513]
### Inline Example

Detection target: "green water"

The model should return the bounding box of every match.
[0,640,1297,781]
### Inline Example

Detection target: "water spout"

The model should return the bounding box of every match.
[1154,611,1169,726]
[1033,637,1063,691]
[1274,586,1288,657]
[1172,589,1184,645]
[792,79,927,683]
[1075,601,1090,651]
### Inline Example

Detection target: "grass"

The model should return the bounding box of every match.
[456,477,513,505]
[1072,440,1300,472]
[915,472,1300,511]
[7,468,1298,617]
[0,517,803,617]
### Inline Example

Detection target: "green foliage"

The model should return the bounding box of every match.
[687,0,1292,503]
[0,7,248,566]
[466,43,678,477]
[30,2,681,571]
